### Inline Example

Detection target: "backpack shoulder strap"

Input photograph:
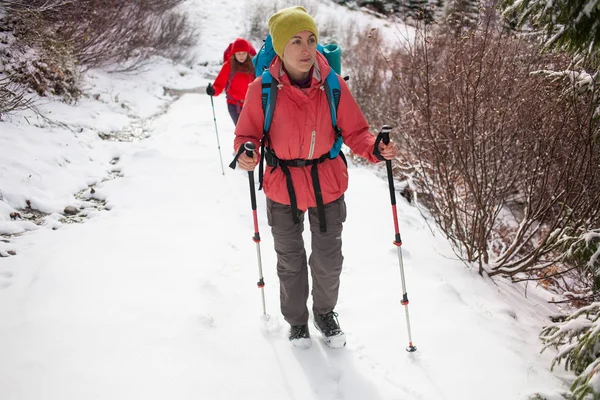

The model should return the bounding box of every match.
[261,70,278,134]
[258,69,279,190]
[323,70,341,135]
[323,71,344,159]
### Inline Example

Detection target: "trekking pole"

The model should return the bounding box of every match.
[244,142,267,316]
[208,93,225,175]
[378,125,417,353]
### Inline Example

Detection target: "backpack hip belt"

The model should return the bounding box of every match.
[264,150,329,168]
[265,148,332,233]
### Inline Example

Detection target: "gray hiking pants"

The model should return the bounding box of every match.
[266,195,347,326]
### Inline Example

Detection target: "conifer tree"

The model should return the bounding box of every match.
[500,0,600,55]
[540,303,600,399]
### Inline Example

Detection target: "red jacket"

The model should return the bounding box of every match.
[212,61,254,105]
[234,53,381,211]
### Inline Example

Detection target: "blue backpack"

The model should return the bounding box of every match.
[252,34,345,171]
[251,34,346,233]
[252,34,342,77]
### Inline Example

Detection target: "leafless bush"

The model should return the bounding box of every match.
[0,75,34,119]
[1,9,81,101]
[340,24,413,178]
[338,4,600,304]
[0,0,197,110]
[316,14,341,43]
[5,0,197,71]
[378,6,600,283]
[343,26,405,131]
[244,0,278,42]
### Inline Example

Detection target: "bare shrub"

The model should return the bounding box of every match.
[5,0,197,71]
[340,24,412,177]
[1,9,81,100]
[316,14,341,43]
[0,0,197,110]
[343,26,405,131]
[244,0,279,42]
[390,5,600,283]
[0,75,33,119]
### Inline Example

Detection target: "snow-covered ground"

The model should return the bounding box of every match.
[0,0,570,399]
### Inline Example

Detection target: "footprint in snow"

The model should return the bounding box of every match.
[198,314,216,328]
[0,271,14,289]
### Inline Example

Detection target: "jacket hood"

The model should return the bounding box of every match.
[231,38,253,54]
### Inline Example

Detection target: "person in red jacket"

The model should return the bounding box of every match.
[206,38,256,125]
[233,7,398,349]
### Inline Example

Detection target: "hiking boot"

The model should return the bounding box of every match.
[289,324,312,349]
[314,311,346,348]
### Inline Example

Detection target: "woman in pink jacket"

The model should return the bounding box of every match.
[233,6,398,349]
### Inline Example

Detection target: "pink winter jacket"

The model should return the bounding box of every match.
[234,52,381,211]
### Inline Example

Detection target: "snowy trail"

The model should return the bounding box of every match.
[0,0,572,398]
[0,88,566,399]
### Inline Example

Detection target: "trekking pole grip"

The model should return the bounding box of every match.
[244,141,256,158]
[374,124,393,161]
[380,124,392,145]
[379,125,401,244]
[244,142,260,240]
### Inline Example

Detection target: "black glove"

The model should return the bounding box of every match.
[206,83,215,96]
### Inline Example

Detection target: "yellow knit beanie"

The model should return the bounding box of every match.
[268,6,319,57]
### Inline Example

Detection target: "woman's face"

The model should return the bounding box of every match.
[235,52,248,63]
[282,30,317,80]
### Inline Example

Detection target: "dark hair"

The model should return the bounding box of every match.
[230,53,255,75]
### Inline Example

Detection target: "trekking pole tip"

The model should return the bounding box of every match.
[406,344,417,352]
